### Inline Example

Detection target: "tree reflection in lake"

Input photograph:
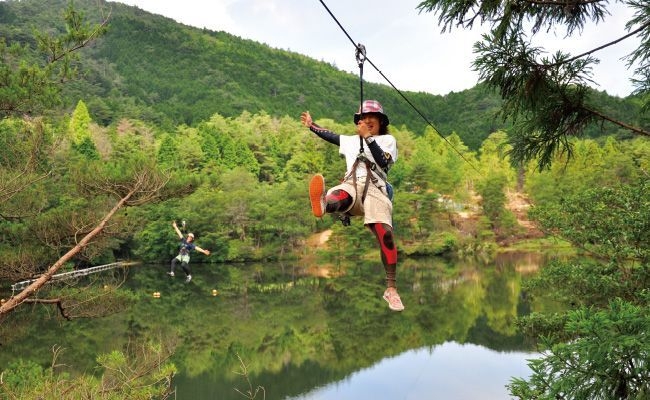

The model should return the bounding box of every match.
[290,342,533,400]
[0,252,555,399]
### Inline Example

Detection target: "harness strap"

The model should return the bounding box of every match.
[339,153,391,226]
[350,158,369,206]
[361,162,372,203]
[349,154,385,205]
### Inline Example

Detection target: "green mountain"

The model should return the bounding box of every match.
[0,0,642,149]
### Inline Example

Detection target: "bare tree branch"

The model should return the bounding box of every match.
[0,185,137,315]
[585,106,650,136]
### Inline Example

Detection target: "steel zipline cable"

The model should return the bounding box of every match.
[316,0,481,173]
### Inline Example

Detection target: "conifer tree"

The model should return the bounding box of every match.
[0,3,108,119]
[69,100,92,145]
[417,0,650,168]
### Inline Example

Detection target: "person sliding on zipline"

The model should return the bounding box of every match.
[300,100,404,311]
[167,221,210,282]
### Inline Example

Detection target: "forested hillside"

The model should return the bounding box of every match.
[0,0,647,268]
[0,0,643,150]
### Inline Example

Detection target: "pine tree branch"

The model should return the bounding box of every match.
[48,9,111,64]
[585,106,650,136]
[522,0,604,5]
[547,20,650,68]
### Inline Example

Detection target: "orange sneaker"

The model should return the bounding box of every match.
[309,174,326,218]
[383,288,405,312]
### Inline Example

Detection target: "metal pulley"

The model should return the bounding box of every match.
[355,43,366,67]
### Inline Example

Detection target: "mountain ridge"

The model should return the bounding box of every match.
[0,0,641,149]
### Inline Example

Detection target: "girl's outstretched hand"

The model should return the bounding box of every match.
[300,111,312,127]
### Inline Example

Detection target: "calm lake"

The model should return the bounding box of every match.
[1,252,556,399]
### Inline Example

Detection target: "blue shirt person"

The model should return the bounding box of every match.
[167,221,210,282]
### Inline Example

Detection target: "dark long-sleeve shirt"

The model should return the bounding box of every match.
[309,123,393,172]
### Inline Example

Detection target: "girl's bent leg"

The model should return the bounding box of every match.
[325,189,353,213]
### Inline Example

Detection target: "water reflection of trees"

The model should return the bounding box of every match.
[0,255,554,399]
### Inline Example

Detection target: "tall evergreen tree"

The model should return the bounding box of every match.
[69,100,92,145]
[0,2,108,118]
[417,0,650,168]
[156,133,179,168]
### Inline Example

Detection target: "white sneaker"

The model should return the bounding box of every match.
[167,271,174,277]
[186,275,192,282]
[383,288,405,312]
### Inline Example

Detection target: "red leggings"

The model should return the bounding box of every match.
[369,223,398,288]
[368,223,397,266]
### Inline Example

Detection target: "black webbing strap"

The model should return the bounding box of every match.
[350,155,380,205]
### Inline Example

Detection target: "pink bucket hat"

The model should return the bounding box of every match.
[353,100,390,126]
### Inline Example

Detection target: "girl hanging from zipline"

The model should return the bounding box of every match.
[167,220,210,282]
[300,100,404,311]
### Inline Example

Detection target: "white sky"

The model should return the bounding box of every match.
[111,0,641,97]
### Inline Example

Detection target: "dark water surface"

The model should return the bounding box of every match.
[1,252,554,399]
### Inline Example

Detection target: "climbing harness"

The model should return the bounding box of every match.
[346,153,390,201]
